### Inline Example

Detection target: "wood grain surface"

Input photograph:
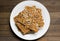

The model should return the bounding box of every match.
[0,0,60,41]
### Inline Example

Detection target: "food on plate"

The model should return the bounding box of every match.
[14,6,44,34]
[16,23,30,34]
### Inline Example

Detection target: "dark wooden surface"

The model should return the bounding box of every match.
[0,0,60,41]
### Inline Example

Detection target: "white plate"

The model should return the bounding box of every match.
[10,1,50,40]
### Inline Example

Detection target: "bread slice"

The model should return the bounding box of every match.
[14,16,30,34]
[16,23,30,34]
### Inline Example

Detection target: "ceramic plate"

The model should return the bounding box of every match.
[10,1,50,40]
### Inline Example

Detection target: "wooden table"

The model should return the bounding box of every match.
[0,0,60,41]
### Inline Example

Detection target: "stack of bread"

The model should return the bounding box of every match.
[14,6,44,34]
